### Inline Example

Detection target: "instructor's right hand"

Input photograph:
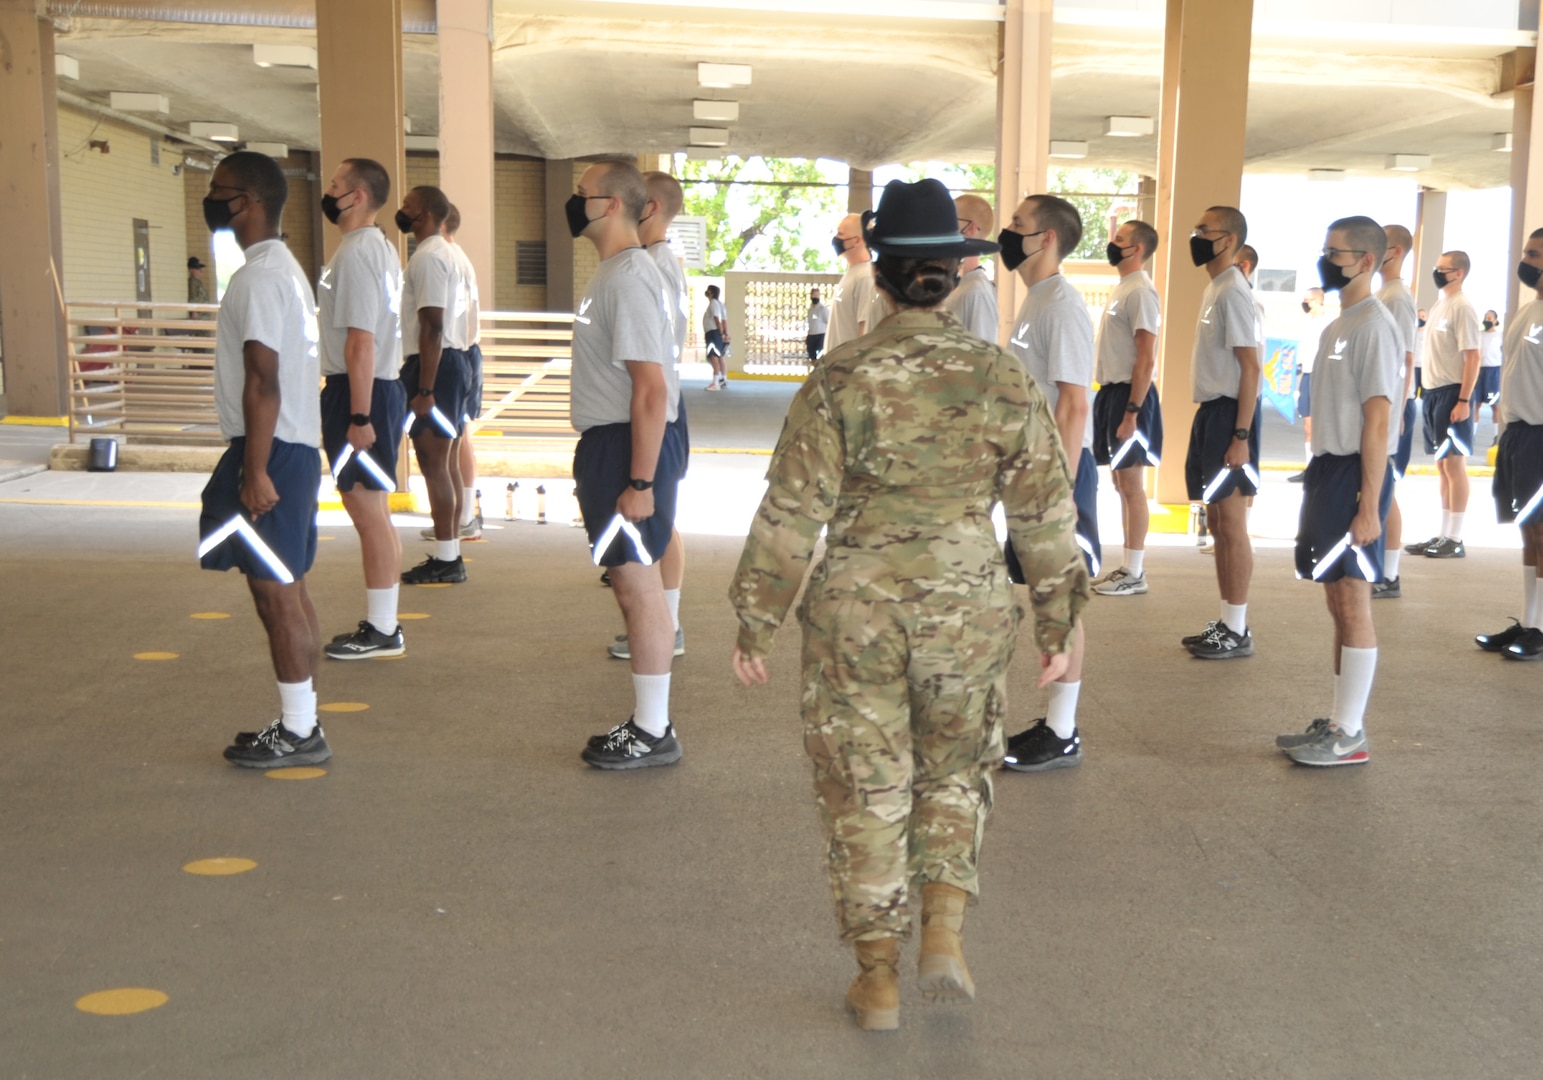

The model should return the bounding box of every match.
[732,648,769,686]
[241,471,280,519]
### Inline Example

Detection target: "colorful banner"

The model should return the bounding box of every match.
[1261,337,1300,424]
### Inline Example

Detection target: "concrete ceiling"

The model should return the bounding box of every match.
[49,2,1534,190]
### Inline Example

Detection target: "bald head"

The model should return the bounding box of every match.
[644,171,684,223]
[836,212,868,265]
[954,194,994,239]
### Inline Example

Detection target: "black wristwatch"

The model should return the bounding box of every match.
[1233,427,1250,441]
[1457,397,1469,403]
[349,413,370,427]
[1124,402,1141,414]
[417,387,433,398]
[628,478,654,491]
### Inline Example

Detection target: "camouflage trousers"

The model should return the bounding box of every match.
[799,594,1018,942]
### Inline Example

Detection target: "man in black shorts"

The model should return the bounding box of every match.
[196,151,329,767]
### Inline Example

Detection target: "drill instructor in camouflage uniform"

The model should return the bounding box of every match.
[729,179,1089,1031]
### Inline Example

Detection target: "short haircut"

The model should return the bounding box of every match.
[410,185,450,226]
[445,204,461,236]
[1125,219,1158,261]
[220,150,287,228]
[1206,205,1247,249]
[342,157,389,211]
[705,284,720,298]
[954,194,994,237]
[1384,223,1413,256]
[1443,250,1471,275]
[1236,244,1259,272]
[1531,227,1543,241]
[593,160,648,224]
[1329,215,1387,264]
[1026,194,1082,259]
[643,171,685,222]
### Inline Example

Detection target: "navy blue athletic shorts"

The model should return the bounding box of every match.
[1092,382,1163,469]
[704,329,725,358]
[1185,397,1262,503]
[1494,420,1543,526]
[464,343,484,425]
[1007,447,1101,581]
[1475,366,1501,405]
[401,348,471,439]
[670,393,690,480]
[1294,452,1393,583]
[1421,383,1474,460]
[321,374,406,493]
[573,422,686,567]
[199,436,319,582]
[1297,370,1313,419]
[1393,397,1416,480]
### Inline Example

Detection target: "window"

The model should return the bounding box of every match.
[516,241,547,286]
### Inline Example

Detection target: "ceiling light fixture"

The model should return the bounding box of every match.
[1492,133,1514,152]
[1307,168,1345,182]
[694,100,740,122]
[1385,154,1431,172]
[1105,115,1154,138]
[109,92,170,114]
[253,44,318,69]
[698,63,751,89]
[690,127,730,147]
[1049,140,1089,159]
[190,122,240,143]
[55,55,80,80]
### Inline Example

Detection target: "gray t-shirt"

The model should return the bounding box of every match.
[317,227,402,380]
[1421,291,1482,389]
[1481,328,1503,368]
[826,260,876,352]
[807,300,830,336]
[214,239,320,447]
[1501,298,1543,425]
[1376,277,1418,401]
[402,235,470,354]
[1008,274,1096,449]
[944,265,999,345]
[1308,295,1402,458]
[647,240,686,407]
[1094,269,1161,384]
[1191,265,1260,403]
[571,247,677,431]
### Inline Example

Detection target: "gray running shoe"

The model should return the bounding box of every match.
[1188,621,1253,659]
[419,514,483,541]
[1426,537,1466,559]
[1276,717,1332,750]
[608,627,686,659]
[1093,568,1148,596]
[1284,724,1368,767]
[1181,620,1220,648]
[1370,576,1401,599]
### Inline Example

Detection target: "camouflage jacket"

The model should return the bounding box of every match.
[728,308,1089,658]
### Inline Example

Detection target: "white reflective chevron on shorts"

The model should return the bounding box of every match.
[331,444,397,492]
[591,513,654,567]
[198,515,296,584]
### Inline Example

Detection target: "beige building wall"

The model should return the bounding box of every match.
[57,106,188,305]
[183,161,216,283]
[274,153,319,286]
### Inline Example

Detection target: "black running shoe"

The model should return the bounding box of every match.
[1003,719,1081,772]
[401,555,466,584]
[224,720,331,768]
[1286,471,1306,483]
[324,621,405,660]
[599,570,611,587]
[1426,537,1465,559]
[1404,535,1440,555]
[1188,620,1253,659]
[1477,618,1529,652]
[1181,620,1220,648]
[1504,626,1543,660]
[581,718,682,770]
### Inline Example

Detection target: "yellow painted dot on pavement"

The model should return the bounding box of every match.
[182,857,257,876]
[414,582,453,588]
[398,612,430,621]
[189,612,230,620]
[75,988,169,1016]
[320,702,368,713]
[134,652,179,661]
[462,557,475,563]
[266,767,327,780]
[318,535,337,542]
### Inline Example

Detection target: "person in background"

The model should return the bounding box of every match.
[702,284,729,390]
[826,212,877,352]
[1372,224,1419,600]
[187,256,210,305]
[806,286,830,365]
[1478,308,1504,430]
[944,193,999,343]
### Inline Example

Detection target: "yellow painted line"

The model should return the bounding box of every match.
[692,446,774,456]
[189,612,230,620]
[183,857,257,876]
[371,653,407,660]
[728,372,806,383]
[414,582,453,588]
[1,415,69,427]
[0,497,201,508]
[266,766,327,780]
[398,612,430,620]
[76,988,169,1015]
[134,651,178,661]
[318,534,337,541]
[319,702,369,713]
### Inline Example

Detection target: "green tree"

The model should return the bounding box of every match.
[678,156,843,275]
[1047,167,1139,261]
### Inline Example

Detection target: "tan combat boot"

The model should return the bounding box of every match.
[917,882,975,1003]
[846,937,901,1031]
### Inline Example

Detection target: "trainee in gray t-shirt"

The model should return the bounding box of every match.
[214,239,320,447]
[1007,274,1096,449]
[647,240,686,408]
[1094,269,1161,385]
[1307,295,1402,459]
[317,226,402,380]
[1501,298,1543,425]
[1191,265,1259,403]
[1421,291,1482,389]
[944,265,999,345]
[570,248,678,432]
[826,261,877,352]
[1376,278,1418,401]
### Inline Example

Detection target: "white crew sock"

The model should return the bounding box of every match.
[632,672,672,737]
[1439,510,1452,538]
[1446,512,1465,541]
[461,488,476,526]
[1125,548,1146,577]
[1046,680,1081,738]
[435,539,459,561]
[1524,568,1540,629]
[278,678,317,738]
[366,585,399,633]
[663,588,681,632]
[1383,548,1402,580]
[1332,646,1378,737]
[1221,601,1248,634]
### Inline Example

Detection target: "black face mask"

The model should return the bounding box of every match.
[1418,317,1427,328]
[832,235,851,259]
[810,297,820,305]
[394,209,420,234]
[320,190,356,226]
[994,229,1025,272]
[1301,301,1312,313]
[1483,319,1497,331]
[1433,268,1453,289]
[566,194,609,239]
[1189,234,1219,268]
[1317,256,1356,293]
[1519,260,1543,290]
[203,193,242,233]
[1106,241,1133,267]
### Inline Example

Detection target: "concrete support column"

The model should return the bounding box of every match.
[1151,0,1254,507]
[317,0,408,260]
[1136,175,1157,236]
[847,168,873,214]
[1414,188,1448,313]
[545,158,576,313]
[437,0,495,304]
[995,0,1052,345]
[1508,41,1543,321]
[0,3,68,418]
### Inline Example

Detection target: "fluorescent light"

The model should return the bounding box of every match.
[1385,154,1431,172]
[1307,168,1345,182]
[698,63,751,88]
[253,44,317,69]
[1492,133,1513,152]
[55,55,80,81]
[693,100,740,122]
[109,92,169,113]
[1049,140,1089,159]
[1105,115,1154,138]
[684,148,723,162]
[245,142,289,158]
[190,122,240,143]
[405,135,440,152]
[690,127,729,147]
